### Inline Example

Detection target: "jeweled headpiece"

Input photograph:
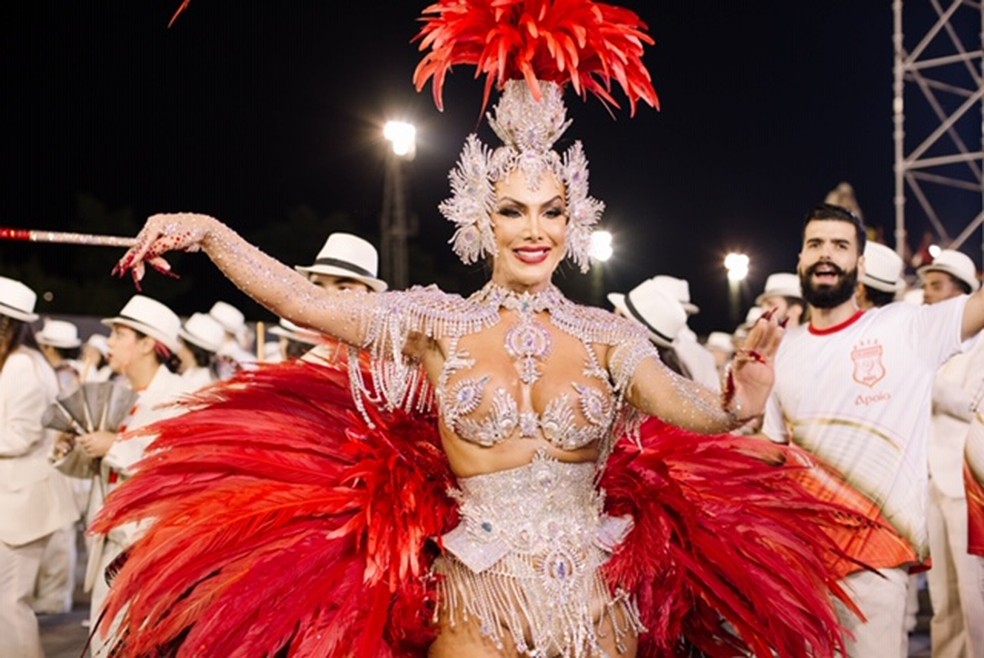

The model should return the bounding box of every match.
[414,0,660,272]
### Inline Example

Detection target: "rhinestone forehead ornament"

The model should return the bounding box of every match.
[414,0,661,273]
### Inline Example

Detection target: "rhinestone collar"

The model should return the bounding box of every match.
[474,282,567,315]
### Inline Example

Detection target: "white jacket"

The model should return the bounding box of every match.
[55,364,194,590]
[676,327,722,393]
[931,336,984,498]
[0,347,79,546]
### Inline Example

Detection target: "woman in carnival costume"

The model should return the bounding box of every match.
[96,2,875,656]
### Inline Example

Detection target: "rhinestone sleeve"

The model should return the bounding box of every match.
[628,356,744,434]
[202,224,506,422]
[608,335,659,394]
[202,221,375,349]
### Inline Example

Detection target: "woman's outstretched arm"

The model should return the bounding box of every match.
[115,213,374,347]
[613,312,782,434]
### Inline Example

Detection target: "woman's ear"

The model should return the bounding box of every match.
[136,335,157,357]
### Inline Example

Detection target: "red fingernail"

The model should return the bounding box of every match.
[762,308,776,321]
[779,318,789,328]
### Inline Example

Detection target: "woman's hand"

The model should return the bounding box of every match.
[77,430,118,459]
[113,213,217,287]
[727,309,784,420]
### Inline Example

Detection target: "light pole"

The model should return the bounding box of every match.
[381,120,416,289]
[590,230,613,305]
[724,252,749,326]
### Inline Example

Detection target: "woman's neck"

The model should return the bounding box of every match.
[488,272,553,295]
[126,359,159,391]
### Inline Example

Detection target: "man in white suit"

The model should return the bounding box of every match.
[648,275,721,393]
[920,250,984,658]
[0,276,79,658]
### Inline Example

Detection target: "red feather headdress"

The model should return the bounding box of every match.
[413,0,660,114]
[417,0,662,272]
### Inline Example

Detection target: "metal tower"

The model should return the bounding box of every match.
[893,0,984,268]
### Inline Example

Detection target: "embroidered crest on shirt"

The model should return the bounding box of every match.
[851,340,886,388]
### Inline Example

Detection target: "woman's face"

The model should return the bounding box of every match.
[490,168,567,293]
[107,324,151,377]
[177,340,196,374]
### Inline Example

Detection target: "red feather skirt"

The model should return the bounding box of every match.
[93,361,881,657]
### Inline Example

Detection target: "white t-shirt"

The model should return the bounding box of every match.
[762,296,967,557]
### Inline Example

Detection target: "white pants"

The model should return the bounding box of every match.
[32,521,77,614]
[927,483,984,658]
[0,534,50,658]
[834,567,909,658]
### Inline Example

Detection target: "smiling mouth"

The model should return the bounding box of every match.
[811,264,841,283]
[514,247,551,264]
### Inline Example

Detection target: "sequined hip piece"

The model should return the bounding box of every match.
[437,452,642,657]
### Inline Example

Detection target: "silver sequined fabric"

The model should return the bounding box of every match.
[438,451,640,657]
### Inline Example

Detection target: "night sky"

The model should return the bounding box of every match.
[8,1,980,335]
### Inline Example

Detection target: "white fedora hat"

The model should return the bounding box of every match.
[706,331,735,355]
[36,319,82,349]
[649,275,698,315]
[608,279,688,349]
[85,333,110,356]
[861,242,905,293]
[0,276,39,322]
[268,318,322,347]
[743,305,764,327]
[179,312,226,353]
[102,295,182,353]
[208,301,246,335]
[917,249,980,293]
[295,233,388,292]
[755,272,803,305]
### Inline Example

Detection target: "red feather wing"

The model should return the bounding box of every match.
[93,361,455,657]
[603,419,870,658]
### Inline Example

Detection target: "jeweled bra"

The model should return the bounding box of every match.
[356,282,657,454]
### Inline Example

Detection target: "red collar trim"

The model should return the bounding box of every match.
[808,309,865,335]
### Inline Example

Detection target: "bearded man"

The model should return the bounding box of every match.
[760,203,984,658]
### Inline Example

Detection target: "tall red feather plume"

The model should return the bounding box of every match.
[413,0,660,114]
[167,0,191,27]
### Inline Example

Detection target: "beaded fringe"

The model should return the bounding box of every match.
[437,554,643,658]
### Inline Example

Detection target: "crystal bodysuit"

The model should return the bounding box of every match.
[437,285,616,450]
[350,282,657,657]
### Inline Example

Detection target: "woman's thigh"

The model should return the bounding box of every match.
[428,606,519,658]
[427,600,639,658]
[596,604,638,658]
